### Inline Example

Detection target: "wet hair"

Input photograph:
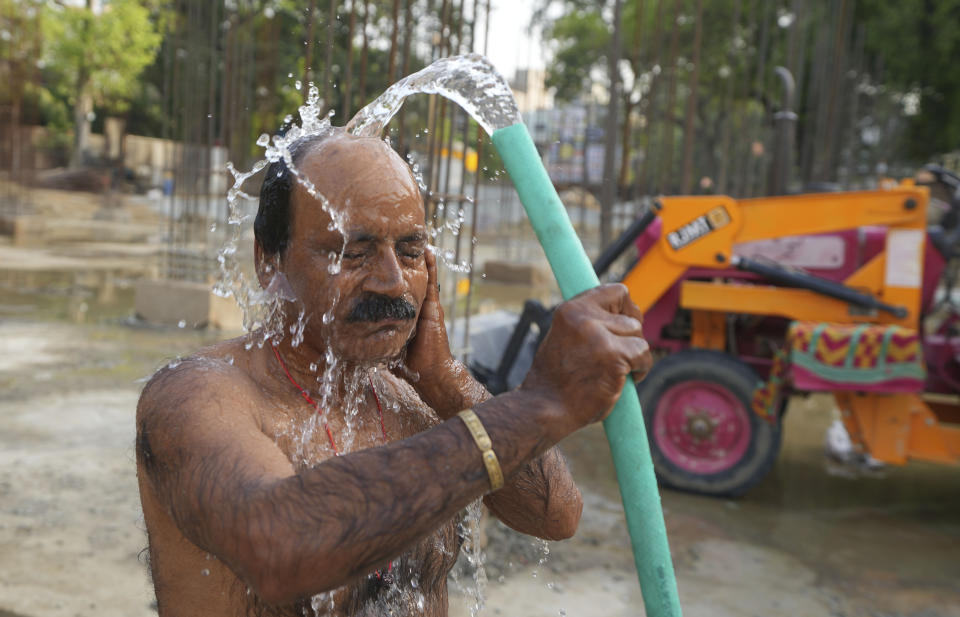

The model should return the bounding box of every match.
[254,130,337,257]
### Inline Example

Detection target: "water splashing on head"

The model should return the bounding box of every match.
[218,56,521,347]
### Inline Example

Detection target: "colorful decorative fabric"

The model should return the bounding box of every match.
[751,321,927,419]
[788,321,926,392]
[751,348,787,424]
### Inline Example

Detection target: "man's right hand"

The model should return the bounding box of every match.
[519,284,652,441]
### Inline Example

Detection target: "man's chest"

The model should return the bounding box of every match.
[245,515,464,617]
[263,379,441,468]
[330,514,464,616]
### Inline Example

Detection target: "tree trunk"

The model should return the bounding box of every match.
[358,0,369,106]
[325,0,336,110]
[657,0,682,194]
[618,94,634,191]
[388,0,400,82]
[70,0,95,169]
[343,0,356,121]
[638,0,665,194]
[71,88,93,169]
[303,0,318,99]
[396,0,414,150]
[679,0,703,194]
[600,0,624,248]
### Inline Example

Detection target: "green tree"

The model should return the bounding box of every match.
[42,0,162,167]
[1,0,44,167]
[539,0,864,194]
[857,0,960,162]
[543,7,609,102]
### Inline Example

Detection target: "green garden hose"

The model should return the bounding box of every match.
[491,122,682,617]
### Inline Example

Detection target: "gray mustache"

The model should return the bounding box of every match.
[346,294,416,323]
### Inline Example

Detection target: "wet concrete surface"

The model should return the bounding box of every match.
[545,394,960,617]
[1,288,958,617]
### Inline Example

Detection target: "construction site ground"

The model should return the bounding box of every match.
[0,188,958,617]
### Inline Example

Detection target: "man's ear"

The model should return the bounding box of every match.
[254,240,278,290]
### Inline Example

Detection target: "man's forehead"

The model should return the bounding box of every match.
[298,135,418,190]
[289,136,424,233]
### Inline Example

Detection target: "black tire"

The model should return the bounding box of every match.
[636,349,782,497]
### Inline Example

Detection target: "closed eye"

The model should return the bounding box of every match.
[397,232,426,259]
[398,244,425,258]
[342,239,374,260]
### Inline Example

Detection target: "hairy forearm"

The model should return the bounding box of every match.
[414,364,582,541]
[233,389,559,603]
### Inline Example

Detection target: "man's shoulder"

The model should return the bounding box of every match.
[137,337,263,421]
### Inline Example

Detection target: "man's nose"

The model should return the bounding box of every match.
[364,246,406,297]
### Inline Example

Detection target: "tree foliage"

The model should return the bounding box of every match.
[42,0,163,115]
[537,0,960,186]
[857,0,960,160]
[544,8,608,102]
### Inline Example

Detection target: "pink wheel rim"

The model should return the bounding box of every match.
[653,380,752,475]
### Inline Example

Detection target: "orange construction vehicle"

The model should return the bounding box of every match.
[622,166,960,495]
[473,166,960,496]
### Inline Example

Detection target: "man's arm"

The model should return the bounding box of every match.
[409,362,583,541]
[400,253,651,541]
[138,283,650,606]
[138,360,567,605]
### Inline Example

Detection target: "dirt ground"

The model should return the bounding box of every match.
[1,240,959,616]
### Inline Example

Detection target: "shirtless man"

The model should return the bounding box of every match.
[135,130,652,616]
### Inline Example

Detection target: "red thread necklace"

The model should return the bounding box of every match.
[271,343,388,453]
[270,343,394,579]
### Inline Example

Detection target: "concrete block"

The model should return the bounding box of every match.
[473,279,556,310]
[134,278,244,330]
[2,216,47,247]
[482,260,552,287]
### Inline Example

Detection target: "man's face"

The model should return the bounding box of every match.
[274,135,429,364]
